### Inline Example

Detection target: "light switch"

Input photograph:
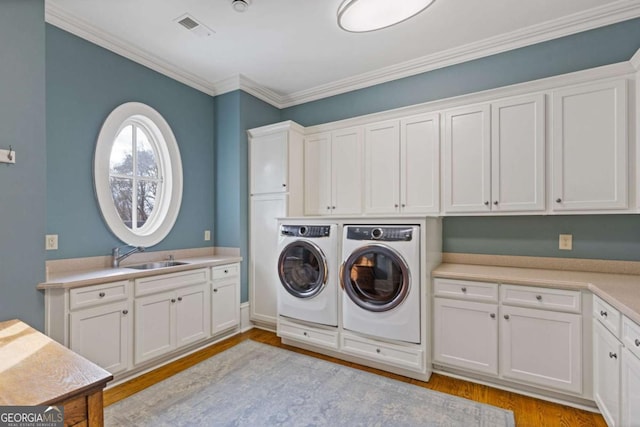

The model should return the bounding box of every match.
[559,234,572,251]
[46,234,58,250]
[204,230,211,241]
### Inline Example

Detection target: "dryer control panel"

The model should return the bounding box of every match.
[281,225,331,238]
[346,226,414,242]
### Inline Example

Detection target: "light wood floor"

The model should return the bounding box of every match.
[105,329,607,427]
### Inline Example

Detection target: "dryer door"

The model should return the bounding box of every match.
[278,240,328,298]
[341,244,410,312]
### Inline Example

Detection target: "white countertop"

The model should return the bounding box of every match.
[37,255,242,290]
[433,263,640,325]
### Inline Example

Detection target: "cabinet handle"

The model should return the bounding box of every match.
[536,295,542,301]
[490,313,496,319]
[461,287,467,293]
[376,348,381,354]
[122,309,128,315]
[98,292,106,298]
[635,339,640,347]
[213,288,218,293]
[177,297,183,302]
[504,314,510,320]
[171,298,176,303]
[484,201,489,206]
[609,352,618,359]
[493,201,498,205]
[556,198,562,203]
[600,310,608,318]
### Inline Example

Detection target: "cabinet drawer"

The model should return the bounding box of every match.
[593,295,621,336]
[70,281,129,310]
[434,278,498,302]
[212,264,239,280]
[135,268,209,296]
[501,285,581,313]
[277,318,338,350]
[341,333,424,371]
[622,316,640,360]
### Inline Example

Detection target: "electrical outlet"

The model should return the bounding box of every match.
[204,230,211,241]
[46,234,58,251]
[559,234,572,251]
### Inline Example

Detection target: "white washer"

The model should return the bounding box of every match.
[277,222,338,326]
[341,225,421,343]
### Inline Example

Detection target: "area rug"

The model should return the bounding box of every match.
[105,340,515,426]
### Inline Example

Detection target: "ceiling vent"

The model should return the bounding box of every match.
[174,13,215,38]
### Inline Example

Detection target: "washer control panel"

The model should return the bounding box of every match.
[346,226,414,242]
[281,225,331,238]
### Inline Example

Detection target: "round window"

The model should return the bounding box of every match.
[94,102,183,247]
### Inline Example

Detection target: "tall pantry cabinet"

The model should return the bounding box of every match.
[248,121,304,328]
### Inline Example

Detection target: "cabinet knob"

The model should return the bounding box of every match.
[303,332,308,337]
[556,198,562,203]
[332,206,336,210]
[461,287,467,293]
[600,310,608,318]
[635,339,640,347]
[504,314,510,320]
[609,352,618,359]
[171,298,176,303]
[484,201,489,206]
[493,201,498,205]
[401,203,406,208]
[394,204,399,208]
[536,295,542,301]
[490,313,496,319]
[376,348,381,354]
[224,269,229,274]
[326,206,331,210]
[177,296,183,301]
[213,288,218,293]
[282,183,286,187]
[99,292,106,298]
[122,309,129,315]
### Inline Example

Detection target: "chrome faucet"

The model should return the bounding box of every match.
[112,245,145,268]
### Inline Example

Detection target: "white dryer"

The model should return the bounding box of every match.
[277,223,338,326]
[341,225,421,343]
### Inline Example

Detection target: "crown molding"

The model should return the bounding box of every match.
[45,2,217,96]
[46,1,640,108]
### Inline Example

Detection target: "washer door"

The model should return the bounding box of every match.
[341,244,410,312]
[278,241,328,298]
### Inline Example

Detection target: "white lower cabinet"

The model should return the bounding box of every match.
[70,300,131,375]
[593,319,622,427]
[433,279,583,396]
[621,347,640,426]
[211,264,240,335]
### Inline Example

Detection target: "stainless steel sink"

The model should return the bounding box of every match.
[126,261,189,270]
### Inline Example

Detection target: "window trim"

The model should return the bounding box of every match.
[94,102,183,247]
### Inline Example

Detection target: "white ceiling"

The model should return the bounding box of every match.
[45,0,640,107]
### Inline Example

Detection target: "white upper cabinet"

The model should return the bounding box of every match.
[364,114,440,214]
[304,128,363,216]
[444,95,545,214]
[443,104,492,213]
[552,79,628,211]
[491,94,545,212]
[250,131,287,194]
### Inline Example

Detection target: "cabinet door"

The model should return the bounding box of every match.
[401,113,440,214]
[331,127,363,215]
[594,320,621,427]
[250,193,286,326]
[433,298,498,375]
[304,132,332,215]
[175,284,210,349]
[443,104,491,213]
[552,79,628,211]
[212,279,240,335]
[250,132,287,195]
[491,95,545,212]
[364,121,400,214]
[621,348,640,427]
[135,291,175,364]
[500,306,582,394]
[70,301,130,374]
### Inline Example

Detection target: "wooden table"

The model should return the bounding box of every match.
[0,319,113,426]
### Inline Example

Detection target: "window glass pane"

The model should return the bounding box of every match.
[136,179,157,227]
[110,177,133,229]
[136,127,158,178]
[110,125,133,176]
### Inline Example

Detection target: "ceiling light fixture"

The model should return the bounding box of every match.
[337,0,435,33]
[231,0,251,13]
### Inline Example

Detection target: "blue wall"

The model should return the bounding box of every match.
[46,25,215,259]
[0,0,46,329]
